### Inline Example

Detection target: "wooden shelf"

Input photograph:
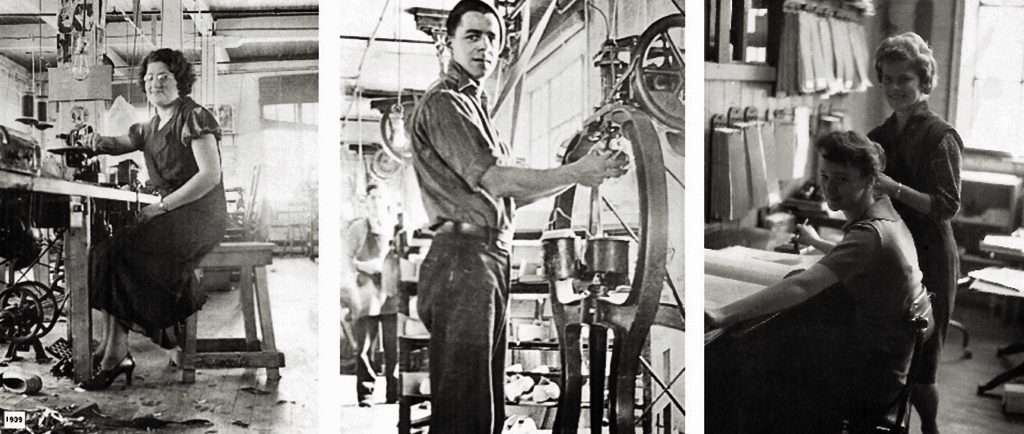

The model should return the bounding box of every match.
[705,62,777,82]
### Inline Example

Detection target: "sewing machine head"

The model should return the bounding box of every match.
[0,125,41,176]
[51,125,101,183]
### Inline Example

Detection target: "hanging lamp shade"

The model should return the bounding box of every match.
[17,93,37,126]
[35,96,52,130]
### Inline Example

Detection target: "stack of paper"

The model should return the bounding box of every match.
[980,235,1024,257]
[968,267,1024,296]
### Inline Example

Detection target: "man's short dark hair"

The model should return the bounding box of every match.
[445,0,505,50]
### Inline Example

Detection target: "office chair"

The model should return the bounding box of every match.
[841,314,932,434]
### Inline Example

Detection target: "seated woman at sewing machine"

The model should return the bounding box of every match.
[705,130,934,432]
[79,48,227,390]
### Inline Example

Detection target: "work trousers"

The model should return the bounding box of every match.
[354,313,399,403]
[417,233,510,434]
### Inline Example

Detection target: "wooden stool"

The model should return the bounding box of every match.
[179,242,285,382]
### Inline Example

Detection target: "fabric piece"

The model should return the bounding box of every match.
[89,97,227,348]
[408,60,515,235]
[742,121,780,206]
[773,118,797,181]
[710,127,750,221]
[797,12,817,93]
[417,233,510,434]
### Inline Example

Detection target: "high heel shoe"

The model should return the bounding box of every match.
[78,353,135,390]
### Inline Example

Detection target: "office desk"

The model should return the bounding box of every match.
[1,169,158,382]
[704,247,827,432]
[974,239,1024,395]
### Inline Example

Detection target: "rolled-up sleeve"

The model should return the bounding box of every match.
[419,92,498,192]
[925,133,962,220]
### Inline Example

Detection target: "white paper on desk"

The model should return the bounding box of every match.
[968,267,1024,292]
[970,279,1024,299]
[705,248,797,286]
[705,274,768,309]
[719,245,822,269]
[980,235,1024,255]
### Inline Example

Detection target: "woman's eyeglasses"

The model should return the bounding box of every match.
[143,73,173,83]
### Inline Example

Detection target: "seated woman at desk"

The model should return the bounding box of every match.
[81,48,227,390]
[705,130,933,432]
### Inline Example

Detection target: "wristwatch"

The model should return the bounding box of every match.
[158,200,169,212]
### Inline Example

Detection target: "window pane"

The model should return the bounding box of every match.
[975,7,1024,80]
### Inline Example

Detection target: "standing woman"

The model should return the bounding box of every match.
[868,32,963,434]
[82,48,227,390]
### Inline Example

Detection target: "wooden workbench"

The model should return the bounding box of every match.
[1,169,158,382]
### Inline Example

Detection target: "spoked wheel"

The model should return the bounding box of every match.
[0,281,59,344]
[12,281,63,340]
[546,105,673,433]
[631,13,684,131]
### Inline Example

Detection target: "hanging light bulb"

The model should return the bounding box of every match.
[386,103,412,160]
[72,38,91,81]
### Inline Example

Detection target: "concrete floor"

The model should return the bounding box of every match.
[0,257,319,433]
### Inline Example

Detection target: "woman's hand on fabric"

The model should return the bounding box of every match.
[137,203,165,223]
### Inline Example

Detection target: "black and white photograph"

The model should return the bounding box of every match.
[337,0,683,433]
[0,1,319,432]
[704,1,1024,433]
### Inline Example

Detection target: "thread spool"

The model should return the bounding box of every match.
[35,97,52,130]
[17,93,37,125]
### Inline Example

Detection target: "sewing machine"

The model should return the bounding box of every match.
[0,125,41,176]
[50,125,102,183]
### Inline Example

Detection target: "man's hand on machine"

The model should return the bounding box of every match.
[572,149,631,187]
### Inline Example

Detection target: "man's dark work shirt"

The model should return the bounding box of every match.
[408,60,515,235]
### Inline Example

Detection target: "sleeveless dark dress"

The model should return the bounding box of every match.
[868,101,962,383]
[89,97,227,348]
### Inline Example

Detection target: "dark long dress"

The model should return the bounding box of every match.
[867,100,962,384]
[89,97,227,348]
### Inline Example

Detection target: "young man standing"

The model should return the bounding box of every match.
[408,1,630,432]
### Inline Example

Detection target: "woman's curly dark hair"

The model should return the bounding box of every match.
[815,130,887,178]
[138,48,195,96]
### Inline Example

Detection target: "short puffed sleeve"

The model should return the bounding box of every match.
[127,122,147,151]
[179,105,222,146]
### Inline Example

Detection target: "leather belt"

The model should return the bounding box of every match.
[434,220,510,246]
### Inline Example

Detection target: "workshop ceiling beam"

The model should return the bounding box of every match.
[0,16,316,51]
[0,0,59,30]
[186,0,214,35]
[106,0,159,52]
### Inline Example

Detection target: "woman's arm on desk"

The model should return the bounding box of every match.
[706,262,839,330]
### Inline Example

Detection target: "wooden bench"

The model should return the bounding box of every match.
[179,242,285,382]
